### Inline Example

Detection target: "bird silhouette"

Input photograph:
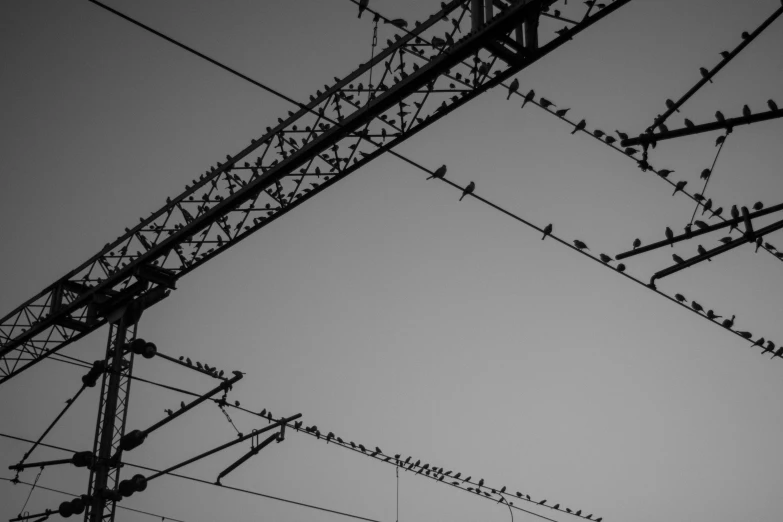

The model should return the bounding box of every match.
[715,135,725,147]
[615,130,629,140]
[459,181,475,201]
[699,67,713,82]
[572,120,586,134]
[755,237,764,253]
[555,108,570,117]
[691,301,703,313]
[769,99,779,111]
[428,165,447,180]
[574,240,589,251]
[539,500,547,505]
[741,31,750,39]
[720,51,731,60]
[672,254,685,264]
[706,310,721,320]
[387,18,408,28]
[522,89,535,108]
[700,168,711,180]
[722,315,735,329]
[605,136,616,145]
[616,263,626,273]
[165,408,174,416]
[665,227,674,245]
[684,118,695,128]
[553,504,560,510]
[763,341,776,355]
[507,79,520,100]
[599,253,613,263]
[540,98,555,109]
[672,181,687,196]
[694,220,709,230]
[358,0,369,18]
[675,293,687,303]
[712,207,724,218]
[715,111,725,122]
[697,245,712,260]
[752,201,763,211]
[657,169,674,178]
[541,224,553,240]
[633,238,642,250]
[186,357,192,366]
[719,237,733,245]
[752,337,765,349]
[478,478,484,487]
[593,129,605,138]
[665,99,679,113]
[772,347,783,360]
[742,105,752,117]
[576,511,582,516]
[737,331,753,339]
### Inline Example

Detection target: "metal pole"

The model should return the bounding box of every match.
[472,0,485,30]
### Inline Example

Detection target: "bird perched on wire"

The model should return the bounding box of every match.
[507,78,520,100]
[387,18,408,28]
[555,108,570,117]
[542,224,553,240]
[699,67,713,83]
[706,310,721,320]
[763,341,776,355]
[675,293,687,303]
[358,0,369,18]
[657,169,674,178]
[616,263,626,272]
[599,253,613,263]
[665,99,679,113]
[633,238,642,250]
[521,89,535,108]
[459,181,475,201]
[604,135,616,145]
[665,227,674,246]
[573,240,589,251]
[428,165,447,180]
[715,111,726,122]
[722,315,736,329]
[672,181,687,196]
[697,245,712,260]
[691,301,704,313]
[540,98,555,109]
[572,119,586,134]
[672,254,685,264]
[700,169,711,180]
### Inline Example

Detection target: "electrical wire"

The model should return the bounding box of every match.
[689,131,730,225]
[17,468,43,516]
[0,476,187,522]
[0,433,383,522]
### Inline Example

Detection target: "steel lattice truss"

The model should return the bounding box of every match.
[0,0,633,383]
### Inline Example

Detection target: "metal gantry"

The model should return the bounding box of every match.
[1,2,635,521]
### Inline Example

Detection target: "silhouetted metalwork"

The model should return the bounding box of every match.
[622,107,783,147]
[647,3,783,132]
[0,0,631,385]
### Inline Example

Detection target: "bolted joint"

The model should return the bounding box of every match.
[120,429,148,452]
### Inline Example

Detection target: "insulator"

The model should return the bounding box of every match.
[59,500,74,518]
[131,474,148,492]
[120,429,147,451]
[118,479,135,498]
[71,451,94,468]
[141,342,157,359]
[70,497,86,515]
[128,338,147,355]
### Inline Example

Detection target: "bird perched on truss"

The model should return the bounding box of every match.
[459,181,475,201]
[672,254,685,264]
[699,67,713,83]
[665,227,674,246]
[769,99,779,111]
[665,99,680,113]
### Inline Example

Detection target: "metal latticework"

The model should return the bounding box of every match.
[0,0,632,385]
[84,315,137,522]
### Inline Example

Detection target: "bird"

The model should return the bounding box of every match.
[522,89,535,108]
[507,79,520,100]
[675,293,687,303]
[553,504,560,510]
[625,147,639,156]
[539,500,547,506]
[657,169,674,178]
[616,263,626,273]
[180,401,186,410]
[751,337,766,349]
[699,67,713,83]
[741,31,750,40]
[478,479,485,487]
[764,341,776,355]
[616,130,629,140]
[540,98,555,109]
[358,0,369,18]
[665,99,679,113]
[700,168,711,180]
[555,108,570,117]
[691,301,703,313]
[715,135,725,147]
[712,207,724,218]
[542,224,553,240]
[599,253,613,263]
[743,105,752,118]
[755,237,764,253]
[593,129,605,138]
[672,180,687,196]
[706,310,721,320]
[574,240,589,251]
[633,238,642,250]
[428,165,447,180]
[719,237,733,245]
[186,357,192,366]
[736,331,753,339]
[729,205,740,229]
[697,245,712,260]
[772,347,783,360]
[722,315,735,329]
[672,254,685,264]
[753,201,763,211]
[604,136,616,145]
[715,111,725,122]
[684,118,695,128]
[165,408,174,416]
[459,181,475,201]
[387,18,408,28]
[769,99,779,111]
[665,227,674,245]
[720,50,731,60]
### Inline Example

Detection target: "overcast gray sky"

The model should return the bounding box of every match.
[2,1,783,522]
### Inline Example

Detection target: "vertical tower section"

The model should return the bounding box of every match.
[84,309,138,522]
